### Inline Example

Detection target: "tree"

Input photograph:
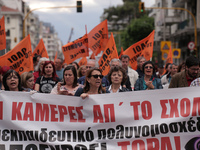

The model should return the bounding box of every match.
[121,15,154,49]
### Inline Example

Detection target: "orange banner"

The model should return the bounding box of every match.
[78,57,87,67]
[165,46,173,64]
[0,16,6,50]
[123,30,155,70]
[88,20,109,56]
[0,35,33,74]
[62,34,89,64]
[90,52,95,59]
[98,33,118,76]
[119,47,124,59]
[54,51,58,62]
[33,39,49,58]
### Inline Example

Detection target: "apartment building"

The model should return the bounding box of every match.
[149,0,200,62]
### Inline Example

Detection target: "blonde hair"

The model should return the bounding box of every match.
[21,72,34,88]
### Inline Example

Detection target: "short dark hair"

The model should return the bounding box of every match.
[185,56,199,68]
[142,61,156,74]
[107,66,127,85]
[63,65,78,88]
[3,69,23,91]
[120,55,130,60]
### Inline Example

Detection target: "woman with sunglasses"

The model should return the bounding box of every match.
[134,61,163,91]
[35,61,60,93]
[106,66,130,93]
[75,68,109,99]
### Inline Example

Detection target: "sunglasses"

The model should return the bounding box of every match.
[91,75,103,79]
[145,66,153,69]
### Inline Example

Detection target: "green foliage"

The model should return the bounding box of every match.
[121,15,154,49]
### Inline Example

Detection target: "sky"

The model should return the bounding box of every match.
[23,0,155,46]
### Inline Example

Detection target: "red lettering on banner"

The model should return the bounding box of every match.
[192,97,200,116]
[132,140,145,149]
[76,106,85,122]
[12,102,23,120]
[146,138,159,150]
[130,101,152,120]
[104,104,115,122]
[58,105,68,122]
[11,102,85,122]
[93,105,104,123]
[161,137,172,150]
[0,101,3,120]
[130,102,140,120]
[180,98,190,117]
[50,105,58,122]
[174,136,181,150]
[169,99,179,118]
[161,97,200,118]
[93,104,115,123]
[117,141,130,150]
[68,106,77,122]
[160,100,168,118]
[117,136,180,150]
[23,102,34,121]
[35,103,49,121]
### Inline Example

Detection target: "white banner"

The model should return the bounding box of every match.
[0,87,200,150]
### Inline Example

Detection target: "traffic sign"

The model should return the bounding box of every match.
[188,42,195,50]
[172,49,181,59]
[161,50,168,60]
[161,41,171,51]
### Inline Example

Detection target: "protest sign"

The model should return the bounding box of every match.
[88,20,109,56]
[0,35,33,74]
[62,34,89,64]
[0,87,199,149]
[78,57,87,66]
[98,33,118,76]
[33,39,49,58]
[123,30,155,70]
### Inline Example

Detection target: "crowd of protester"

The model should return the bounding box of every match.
[0,54,200,99]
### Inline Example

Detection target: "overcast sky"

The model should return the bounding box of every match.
[23,0,155,45]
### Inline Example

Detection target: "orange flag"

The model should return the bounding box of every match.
[123,30,155,70]
[54,51,58,62]
[90,52,95,59]
[0,35,33,75]
[78,57,87,66]
[33,39,49,58]
[88,20,109,56]
[98,33,119,76]
[119,47,124,59]
[0,16,6,50]
[62,34,89,64]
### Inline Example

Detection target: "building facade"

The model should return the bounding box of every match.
[149,0,200,63]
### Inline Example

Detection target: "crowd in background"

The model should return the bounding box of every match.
[0,54,200,99]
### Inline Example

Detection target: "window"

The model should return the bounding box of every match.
[6,30,10,36]
[7,17,10,24]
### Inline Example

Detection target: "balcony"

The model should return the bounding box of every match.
[172,0,185,7]
[165,16,181,26]
[178,20,188,30]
